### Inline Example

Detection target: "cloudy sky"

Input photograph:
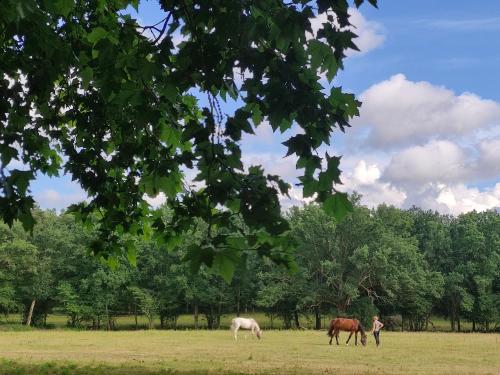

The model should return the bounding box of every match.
[32,0,500,215]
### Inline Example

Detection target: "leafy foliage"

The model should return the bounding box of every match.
[0,0,378,274]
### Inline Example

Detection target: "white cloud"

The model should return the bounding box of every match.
[340,160,407,208]
[352,159,381,185]
[383,140,468,185]
[347,8,385,56]
[242,152,298,182]
[309,8,385,57]
[243,121,275,144]
[335,158,500,215]
[144,192,166,208]
[356,74,500,148]
[478,138,500,169]
[35,187,87,211]
[436,183,500,216]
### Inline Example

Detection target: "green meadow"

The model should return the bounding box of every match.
[0,329,498,375]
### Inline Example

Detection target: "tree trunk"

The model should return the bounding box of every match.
[134,305,138,329]
[283,314,292,329]
[26,299,36,326]
[293,310,300,329]
[160,315,165,329]
[236,286,241,317]
[217,296,223,329]
[194,302,199,330]
[472,320,476,332]
[105,300,111,331]
[314,306,321,330]
[457,314,461,332]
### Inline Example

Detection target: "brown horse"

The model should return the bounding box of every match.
[327,318,367,346]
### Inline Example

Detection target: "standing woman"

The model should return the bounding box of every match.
[371,316,384,347]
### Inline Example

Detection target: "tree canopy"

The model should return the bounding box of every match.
[0,0,378,271]
[2,204,498,331]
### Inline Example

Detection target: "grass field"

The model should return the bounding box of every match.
[0,330,498,374]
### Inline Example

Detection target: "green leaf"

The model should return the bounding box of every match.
[80,66,93,89]
[161,84,178,103]
[325,54,339,82]
[183,244,215,273]
[323,192,353,221]
[227,198,241,212]
[87,27,108,45]
[130,0,139,12]
[126,241,137,267]
[318,155,342,190]
[0,146,18,166]
[19,210,36,233]
[247,103,262,125]
[140,171,182,198]
[9,170,33,195]
[213,249,240,283]
[44,0,75,17]
[159,122,181,146]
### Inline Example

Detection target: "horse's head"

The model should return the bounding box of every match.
[256,329,262,340]
[361,334,367,346]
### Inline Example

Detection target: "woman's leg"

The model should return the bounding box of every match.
[374,331,380,346]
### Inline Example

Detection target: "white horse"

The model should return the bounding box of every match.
[230,317,262,341]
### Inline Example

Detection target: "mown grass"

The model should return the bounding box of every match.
[0,329,498,374]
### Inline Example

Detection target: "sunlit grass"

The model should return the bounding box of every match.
[0,330,498,374]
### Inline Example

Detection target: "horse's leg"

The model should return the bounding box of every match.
[335,330,339,345]
[355,331,358,346]
[233,325,238,341]
[329,334,333,345]
[346,331,353,345]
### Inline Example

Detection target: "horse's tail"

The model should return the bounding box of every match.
[327,319,335,337]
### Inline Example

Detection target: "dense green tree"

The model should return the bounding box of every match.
[453,212,500,331]
[128,286,158,329]
[256,260,308,329]
[0,237,40,325]
[289,204,338,329]
[135,241,188,328]
[1,0,378,275]
[1,204,498,332]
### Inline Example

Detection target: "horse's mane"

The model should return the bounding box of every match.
[357,321,366,335]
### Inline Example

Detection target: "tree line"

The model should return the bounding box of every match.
[0,198,499,332]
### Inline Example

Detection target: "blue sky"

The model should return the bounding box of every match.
[32,0,500,215]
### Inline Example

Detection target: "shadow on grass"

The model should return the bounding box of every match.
[0,360,250,375]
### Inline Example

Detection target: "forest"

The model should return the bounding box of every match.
[1,197,499,333]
